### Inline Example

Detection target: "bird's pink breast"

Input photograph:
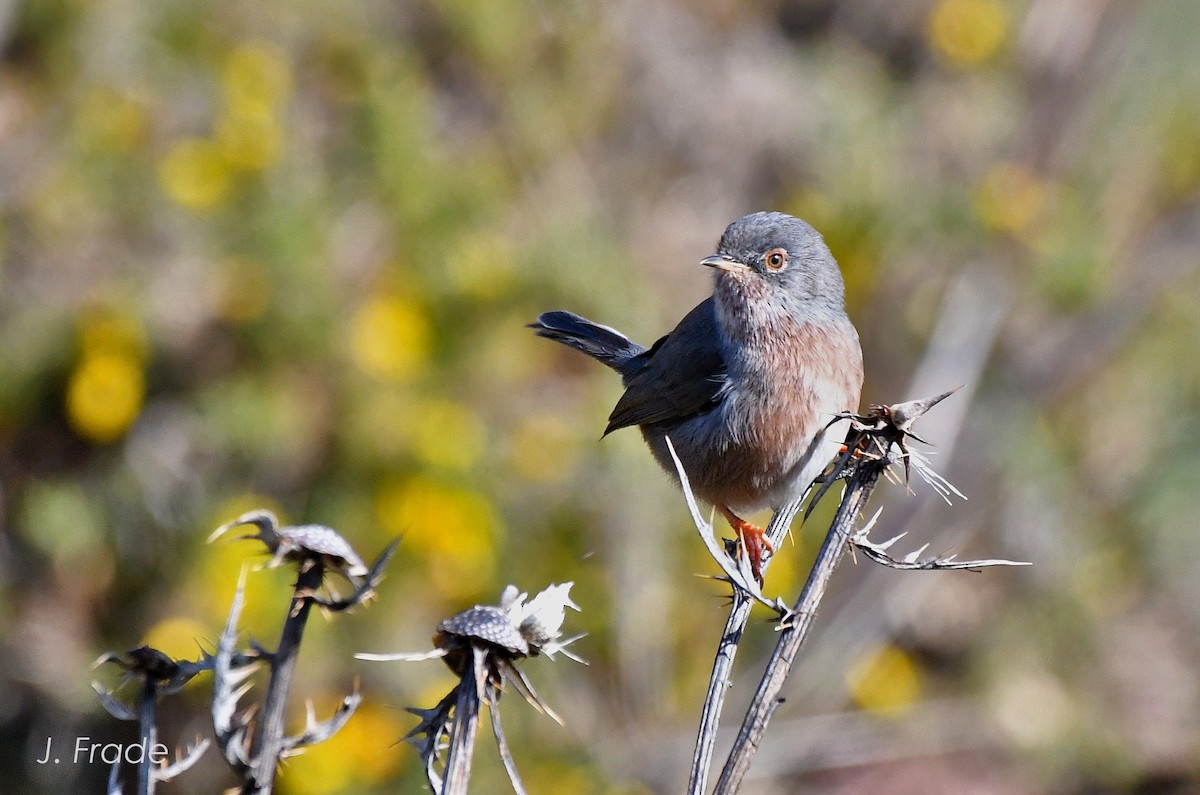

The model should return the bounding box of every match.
[707,316,863,509]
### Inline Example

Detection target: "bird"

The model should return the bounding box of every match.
[529,211,863,581]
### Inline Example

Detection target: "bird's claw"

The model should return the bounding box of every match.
[719,510,772,584]
[737,523,772,585]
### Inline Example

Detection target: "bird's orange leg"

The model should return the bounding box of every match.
[717,505,773,583]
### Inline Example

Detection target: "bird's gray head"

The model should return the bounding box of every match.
[703,212,847,325]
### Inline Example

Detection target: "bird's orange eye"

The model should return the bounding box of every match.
[764,248,788,271]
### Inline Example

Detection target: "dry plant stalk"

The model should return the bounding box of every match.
[209,511,396,794]
[92,647,212,795]
[676,390,1028,794]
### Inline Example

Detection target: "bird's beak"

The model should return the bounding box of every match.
[701,254,751,273]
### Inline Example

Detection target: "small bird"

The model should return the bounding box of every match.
[530,212,863,581]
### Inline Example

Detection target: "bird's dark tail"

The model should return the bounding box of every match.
[528,311,646,377]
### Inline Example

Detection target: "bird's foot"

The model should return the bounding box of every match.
[719,507,773,584]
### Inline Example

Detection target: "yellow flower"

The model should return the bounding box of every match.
[158,138,234,211]
[76,87,148,154]
[974,161,1053,238]
[224,42,292,116]
[927,0,1007,67]
[78,308,148,361]
[846,643,923,716]
[348,294,432,382]
[444,232,516,300]
[141,617,212,664]
[507,415,580,485]
[280,700,405,794]
[409,399,486,473]
[66,351,145,443]
[374,476,498,596]
[215,256,273,324]
[216,104,282,172]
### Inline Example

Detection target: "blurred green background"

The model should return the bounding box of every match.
[2,0,1199,792]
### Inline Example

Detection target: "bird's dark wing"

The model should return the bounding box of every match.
[604,297,726,434]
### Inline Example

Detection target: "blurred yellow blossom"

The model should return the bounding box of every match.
[76,86,148,154]
[66,351,145,443]
[374,475,498,596]
[78,308,148,361]
[343,387,415,462]
[349,293,433,381]
[507,414,580,484]
[30,171,92,232]
[927,0,1007,67]
[846,643,923,716]
[217,43,288,172]
[141,617,211,664]
[974,161,1054,239]
[444,231,517,300]
[159,44,290,193]
[282,700,405,794]
[216,256,274,323]
[409,398,486,473]
[525,762,598,795]
[216,104,283,171]
[158,137,235,211]
[223,42,292,116]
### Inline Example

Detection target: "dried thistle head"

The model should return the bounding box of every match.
[435,605,531,676]
[432,582,584,675]
[357,580,583,793]
[834,388,962,479]
[209,509,369,582]
[97,645,181,680]
[501,582,582,658]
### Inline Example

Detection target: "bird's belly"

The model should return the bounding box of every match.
[635,307,862,513]
[641,407,838,512]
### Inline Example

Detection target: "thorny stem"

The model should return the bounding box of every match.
[713,455,886,794]
[443,644,488,795]
[686,500,802,795]
[490,689,529,795]
[244,561,325,794]
[137,677,158,795]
